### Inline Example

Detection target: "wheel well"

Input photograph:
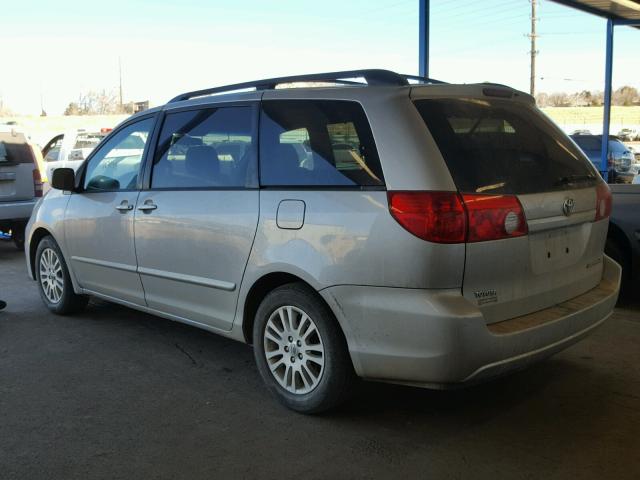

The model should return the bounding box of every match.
[242,272,317,344]
[607,222,631,264]
[29,227,52,278]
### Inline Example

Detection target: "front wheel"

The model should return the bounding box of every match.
[35,236,89,315]
[253,283,355,414]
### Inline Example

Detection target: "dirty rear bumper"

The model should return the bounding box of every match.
[320,256,621,387]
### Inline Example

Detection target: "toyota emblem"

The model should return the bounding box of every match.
[562,198,575,216]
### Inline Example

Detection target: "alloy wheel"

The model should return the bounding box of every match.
[263,305,325,395]
[39,248,64,304]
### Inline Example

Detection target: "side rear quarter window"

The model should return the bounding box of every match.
[259,100,384,187]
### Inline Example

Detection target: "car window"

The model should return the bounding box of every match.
[609,140,627,154]
[43,136,64,162]
[260,100,384,187]
[572,136,601,151]
[414,99,596,194]
[0,133,35,164]
[83,118,153,191]
[152,107,255,189]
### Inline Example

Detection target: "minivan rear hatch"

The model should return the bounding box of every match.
[413,93,606,324]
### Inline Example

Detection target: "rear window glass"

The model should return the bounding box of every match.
[260,100,384,187]
[0,133,34,164]
[414,99,597,194]
[572,136,601,151]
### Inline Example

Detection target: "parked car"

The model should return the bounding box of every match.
[0,130,44,249]
[25,70,620,413]
[572,129,592,136]
[606,184,640,295]
[617,128,639,142]
[570,134,634,182]
[41,129,108,181]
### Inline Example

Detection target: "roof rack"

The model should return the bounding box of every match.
[168,69,445,103]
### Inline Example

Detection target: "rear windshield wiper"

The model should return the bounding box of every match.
[554,174,597,186]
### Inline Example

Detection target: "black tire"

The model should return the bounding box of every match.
[253,283,355,414]
[12,222,25,250]
[35,235,89,315]
[605,238,630,298]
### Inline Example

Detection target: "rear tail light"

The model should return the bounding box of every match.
[595,182,612,221]
[33,169,43,197]
[387,191,466,243]
[387,191,528,244]
[462,194,527,242]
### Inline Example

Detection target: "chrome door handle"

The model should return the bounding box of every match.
[138,202,157,212]
[115,202,133,212]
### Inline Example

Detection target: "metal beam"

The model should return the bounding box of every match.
[600,18,614,180]
[419,0,430,77]
[613,18,640,26]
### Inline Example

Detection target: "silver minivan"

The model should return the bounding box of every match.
[25,70,620,413]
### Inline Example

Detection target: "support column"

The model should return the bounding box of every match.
[600,18,614,180]
[419,0,430,78]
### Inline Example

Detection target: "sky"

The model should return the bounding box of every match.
[1,0,638,115]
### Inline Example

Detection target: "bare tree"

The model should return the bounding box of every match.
[535,92,549,107]
[613,86,639,106]
[65,89,122,115]
[548,92,570,107]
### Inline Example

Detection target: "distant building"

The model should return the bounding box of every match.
[134,101,149,113]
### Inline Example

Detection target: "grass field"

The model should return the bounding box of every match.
[541,106,640,129]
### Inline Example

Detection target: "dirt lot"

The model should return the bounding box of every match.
[1,239,639,480]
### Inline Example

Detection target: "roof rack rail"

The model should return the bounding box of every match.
[401,74,446,85]
[168,69,445,103]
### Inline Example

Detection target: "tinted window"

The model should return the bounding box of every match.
[415,99,596,194]
[260,100,384,187]
[83,118,153,191]
[0,133,34,164]
[152,107,255,189]
[572,136,601,151]
[609,140,627,154]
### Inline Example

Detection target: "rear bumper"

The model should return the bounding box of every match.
[0,199,36,222]
[320,255,621,388]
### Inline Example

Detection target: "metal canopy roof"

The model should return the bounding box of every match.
[551,0,640,27]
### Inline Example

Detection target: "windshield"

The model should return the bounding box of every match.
[414,98,597,194]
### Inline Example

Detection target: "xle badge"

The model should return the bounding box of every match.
[474,289,498,305]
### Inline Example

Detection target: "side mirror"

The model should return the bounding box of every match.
[51,168,76,191]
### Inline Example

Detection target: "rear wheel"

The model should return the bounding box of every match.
[11,222,26,250]
[253,283,355,414]
[35,236,88,314]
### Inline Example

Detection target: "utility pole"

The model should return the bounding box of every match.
[118,56,124,111]
[527,0,539,97]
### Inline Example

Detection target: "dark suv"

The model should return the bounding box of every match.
[570,134,634,183]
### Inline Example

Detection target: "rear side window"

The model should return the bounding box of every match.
[414,99,596,194]
[609,140,627,154]
[260,100,384,187]
[0,133,34,164]
[152,107,255,189]
[572,136,601,151]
